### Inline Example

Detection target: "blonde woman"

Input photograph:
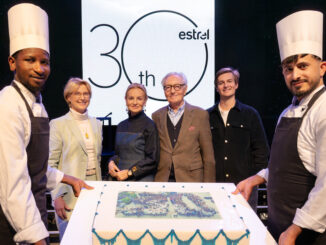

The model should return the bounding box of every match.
[108,83,159,181]
[48,78,102,239]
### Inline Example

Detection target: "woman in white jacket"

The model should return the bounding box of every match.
[48,77,102,239]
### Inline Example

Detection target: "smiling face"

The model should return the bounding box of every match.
[8,48,50,96]
[67,84,91,114]
[216,72,238,100]
[282,54,326,100]
[126,87,147,116]
[163,74,187,109]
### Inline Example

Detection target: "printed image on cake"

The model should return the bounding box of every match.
[115,191,221,219]
[92,182,250,245]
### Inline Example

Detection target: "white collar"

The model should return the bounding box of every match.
[70,108,89,121]
[292,85,325,107]
[14,80,41,104]
[168,101,186,114]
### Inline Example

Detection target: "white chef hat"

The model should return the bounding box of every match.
[276,10,323,62]
[8,3,49,56]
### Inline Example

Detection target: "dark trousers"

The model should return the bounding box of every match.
[0,205,16,245]
[248,186,258,212]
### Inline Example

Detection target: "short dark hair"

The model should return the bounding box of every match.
[282,54,321,66]
[10,50,21,59]
[215,67,240,85]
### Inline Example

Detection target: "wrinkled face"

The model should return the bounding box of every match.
[8,48,50,96]
[68,84,91,114]
[216,72,238,99]
[126,88,147,116]
[282,55,326,100]
[163,75,187,107]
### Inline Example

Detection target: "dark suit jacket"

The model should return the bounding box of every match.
[152,102,215,182]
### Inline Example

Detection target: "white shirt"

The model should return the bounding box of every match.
[258,85,326,233]
[218,104,230,126]
[70,108,97,170]
[168,101,185,126]
[0,81,64,243]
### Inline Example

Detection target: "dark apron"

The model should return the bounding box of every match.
[0,83,49,244]
[268,87,326,244]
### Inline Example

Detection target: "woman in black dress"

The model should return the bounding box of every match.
[108,83,159,181]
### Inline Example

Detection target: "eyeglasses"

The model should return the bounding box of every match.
[73,92,90,98]
[163,84,185,91]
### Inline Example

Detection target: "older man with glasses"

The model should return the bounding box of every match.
[152,72,216,182]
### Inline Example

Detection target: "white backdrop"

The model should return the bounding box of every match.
[82,0,215,124]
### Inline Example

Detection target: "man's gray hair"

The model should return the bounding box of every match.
[161,72,188,86]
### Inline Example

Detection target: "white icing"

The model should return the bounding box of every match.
[92,182,250,245]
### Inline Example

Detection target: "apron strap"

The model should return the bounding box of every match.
[11,82,35,118]
[302,87,325,118]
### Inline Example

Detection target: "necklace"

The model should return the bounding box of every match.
[81,126,89,139]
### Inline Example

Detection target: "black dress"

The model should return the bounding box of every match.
[111,111,159,181]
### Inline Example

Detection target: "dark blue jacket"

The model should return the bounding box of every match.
[207,100,269,183]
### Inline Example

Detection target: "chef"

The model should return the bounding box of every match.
[234,10,326,245]
[0,3,92,244]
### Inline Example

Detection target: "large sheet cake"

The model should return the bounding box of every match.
[92,182,250,245]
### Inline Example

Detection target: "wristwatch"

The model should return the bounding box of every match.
[128,169,133,178]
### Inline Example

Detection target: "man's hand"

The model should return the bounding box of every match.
[54,196,71,220]
[61,174,93,197]
[232,175,265,201]
[108,160,120,178]
[279,224,302,245]
[116,169,128,181]
[34,239,47,245]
